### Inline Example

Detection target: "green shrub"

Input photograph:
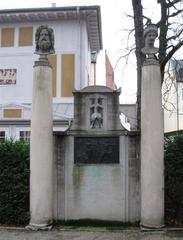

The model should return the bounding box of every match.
[0,140,30,225]
[165,134,183,226]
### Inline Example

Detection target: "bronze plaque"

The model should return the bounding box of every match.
[74,137,119,164]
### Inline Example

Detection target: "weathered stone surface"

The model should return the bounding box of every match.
[53,134,140,222]
[71,85,122,132]
[29,60,53,229]
[141,63,164,228]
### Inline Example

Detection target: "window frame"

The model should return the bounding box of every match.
[16,127,31,142]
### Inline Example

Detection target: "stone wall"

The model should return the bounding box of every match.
[53,133,140,223]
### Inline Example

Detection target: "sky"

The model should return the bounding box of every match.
[0,0,162,103]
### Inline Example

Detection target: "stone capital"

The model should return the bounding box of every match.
[34,60,52,68]
[143,59,159,66]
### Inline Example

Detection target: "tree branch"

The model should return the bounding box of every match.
[114,47,135,70]
[160,40,183,69]
[169,9,183,18]
[166,0,181,8]
[167,29,183,41]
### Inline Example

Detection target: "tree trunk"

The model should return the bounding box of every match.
[131,0,145,129]
[158,0,168,84]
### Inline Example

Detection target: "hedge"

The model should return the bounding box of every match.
[0,140,30,225]
[0,135,183,226]
[165,134,183,226]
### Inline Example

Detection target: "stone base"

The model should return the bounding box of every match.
[140,223,164,231]
[26,223,52,231]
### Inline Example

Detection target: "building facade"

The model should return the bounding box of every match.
[0,6,102,140]
[163,59,183,132]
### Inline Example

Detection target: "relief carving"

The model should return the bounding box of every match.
[90,97,103,128]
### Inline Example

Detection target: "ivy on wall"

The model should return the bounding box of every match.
[0,140,30,225]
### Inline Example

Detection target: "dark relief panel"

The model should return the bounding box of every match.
[74,137,119,164]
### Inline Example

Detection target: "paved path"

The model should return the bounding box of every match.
[1,228,183,240]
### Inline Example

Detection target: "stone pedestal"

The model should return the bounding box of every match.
[28,60,53,230]
[140,61,164,228]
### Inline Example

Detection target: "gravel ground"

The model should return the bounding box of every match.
[1,227,183,240]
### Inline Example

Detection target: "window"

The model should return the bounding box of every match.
[19,27,33,46]
[19,131,30,142]
[180,88,183,113]
[3,109,22,118]
[1,28,14,47]
[177,68,183,82]
[0,131,5,142]
[61,54,75,97]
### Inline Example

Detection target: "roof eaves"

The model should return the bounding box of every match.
[0,5,103,52]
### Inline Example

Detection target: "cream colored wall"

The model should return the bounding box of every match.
[0,20,91,104]
[163,75,183,132]
[90,63,96,85]
[0,19,92,139]
[164,111,183,132]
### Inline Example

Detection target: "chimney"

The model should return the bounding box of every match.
[51,3,56,7]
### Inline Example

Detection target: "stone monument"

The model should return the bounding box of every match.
[140,24,164,228]
[27,25,55,230]
[141,24,158,61]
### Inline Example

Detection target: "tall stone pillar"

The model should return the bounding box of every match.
[27,25,55,230]
[140,24,164,228]
[29,61,53,230]
[141,62,164,228]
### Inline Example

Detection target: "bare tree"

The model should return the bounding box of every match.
[158,0,183,83]
[131,0,145,129]
[129,0,183,128]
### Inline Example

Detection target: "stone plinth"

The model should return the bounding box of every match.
[28,60,53,230]
[140,61,164,228]
[70,85,122,133]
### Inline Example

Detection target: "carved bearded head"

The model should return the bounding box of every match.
[35,25,55,54]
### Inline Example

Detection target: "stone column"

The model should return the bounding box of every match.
[28,59,53,230]
[140,61,164,228]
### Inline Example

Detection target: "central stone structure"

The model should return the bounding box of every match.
[52,86,140,222]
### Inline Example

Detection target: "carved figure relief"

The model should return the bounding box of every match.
[90,97,103,128]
